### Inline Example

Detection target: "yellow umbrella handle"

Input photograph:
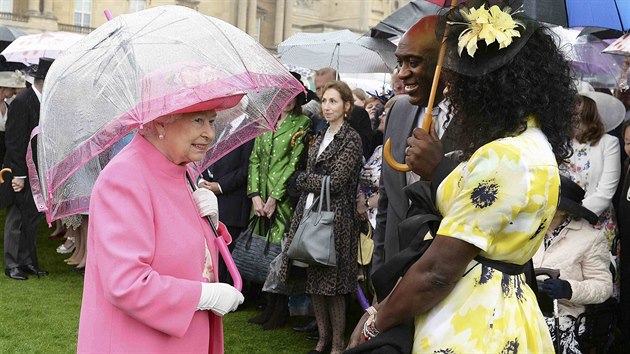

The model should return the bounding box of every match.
[0,167,12,184]
[383,138,411,172]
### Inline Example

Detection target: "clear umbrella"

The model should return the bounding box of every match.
[277,30,397,73]
[551,26,625,89]
[33,5,303,223]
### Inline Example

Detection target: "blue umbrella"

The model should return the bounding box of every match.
[523,0,629,32]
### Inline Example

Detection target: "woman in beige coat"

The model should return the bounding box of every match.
[533,175,613,354]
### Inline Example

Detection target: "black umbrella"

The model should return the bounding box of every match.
[578,26,624,40]
[369,0,442,39]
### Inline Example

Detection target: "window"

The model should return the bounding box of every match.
[74,0,92,27]
[0,0,12,13]
[129,0,146,13]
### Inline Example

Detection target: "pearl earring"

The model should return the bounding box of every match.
[158,134,164,140]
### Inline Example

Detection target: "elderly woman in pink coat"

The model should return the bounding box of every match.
[77,97,244,353]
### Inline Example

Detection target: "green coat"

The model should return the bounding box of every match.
[247,113,310,243]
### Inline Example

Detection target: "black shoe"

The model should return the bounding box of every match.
[306,331,319,341]
[5,267,28,280]
[262,294,289,330]
[293,319,318,333]
[19,265,49,277]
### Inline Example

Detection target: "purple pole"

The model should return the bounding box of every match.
[104,9,113,21]
[356,283,370,310]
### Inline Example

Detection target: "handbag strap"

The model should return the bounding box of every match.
[316,175,327,213]
[324,175,331,211]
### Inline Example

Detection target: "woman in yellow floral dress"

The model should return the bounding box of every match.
[347,1,577,352]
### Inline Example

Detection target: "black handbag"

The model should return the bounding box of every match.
[287,175,336,267]
[232,216,281,284]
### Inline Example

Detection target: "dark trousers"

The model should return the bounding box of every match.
[3,188,41,269]
[0,131,5,167]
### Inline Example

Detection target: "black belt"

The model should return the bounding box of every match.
[474,255,525,275]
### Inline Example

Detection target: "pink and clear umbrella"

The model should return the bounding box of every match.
[603,33,630,56]
[32,5,303,223]
[1,31,85,64]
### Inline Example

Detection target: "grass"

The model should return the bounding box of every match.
[0,208,367,354]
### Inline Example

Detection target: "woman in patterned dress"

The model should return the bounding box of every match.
[560,94,620,249]
[347,3,576,352]
[279,80,363,354]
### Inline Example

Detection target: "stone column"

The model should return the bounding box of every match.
[274,0,285,45]
[360,0,370,31]
[237,0,247,31]
[26,0,40,16]
[43,0,56,19]
[283,0,293,39]
[246,0,257,37]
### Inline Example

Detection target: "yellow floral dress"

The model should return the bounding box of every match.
[413,118,557,353]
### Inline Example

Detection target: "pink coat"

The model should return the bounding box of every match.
[78,134,229,353]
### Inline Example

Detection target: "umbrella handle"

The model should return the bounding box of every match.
[0,167,12,184]
[382,138,411,172]
[186,172,243,291]
[215,236,243,291]
[356,283,370,310]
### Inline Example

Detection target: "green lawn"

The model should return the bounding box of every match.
[0,209,363,353]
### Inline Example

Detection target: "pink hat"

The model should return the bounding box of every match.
[169,91,246,115]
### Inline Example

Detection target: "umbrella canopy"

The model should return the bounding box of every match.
[0,25,27,42]
[603,33,630,56]
[369,0,442,39]
[277,30,397,73]
[34,5,303,222]
[551,26,625,88]
[578,26,624,40]
[522,0,629,32]
[1,31,85,64]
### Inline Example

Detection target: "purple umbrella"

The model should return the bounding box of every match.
[552,26,625,88]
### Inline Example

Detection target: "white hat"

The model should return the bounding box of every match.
[0,70,26,88]
[576,81,625,132]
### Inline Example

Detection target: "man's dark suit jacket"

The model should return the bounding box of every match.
[371,96,457,274]
[1,87,39,210]
[202,140,254,229]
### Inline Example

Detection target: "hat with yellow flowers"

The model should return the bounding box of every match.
[438,0,539,77]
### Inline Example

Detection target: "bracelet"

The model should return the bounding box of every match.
[362,306,380,340]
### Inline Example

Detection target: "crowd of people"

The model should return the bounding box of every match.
[2,1,630,353]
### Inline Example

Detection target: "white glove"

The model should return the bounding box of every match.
[197,282,244,316]
[192,188,219,225]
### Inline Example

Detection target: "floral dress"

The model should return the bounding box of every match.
[413,118,555,353]
[560,141,618,247]
[358,145,382,228]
